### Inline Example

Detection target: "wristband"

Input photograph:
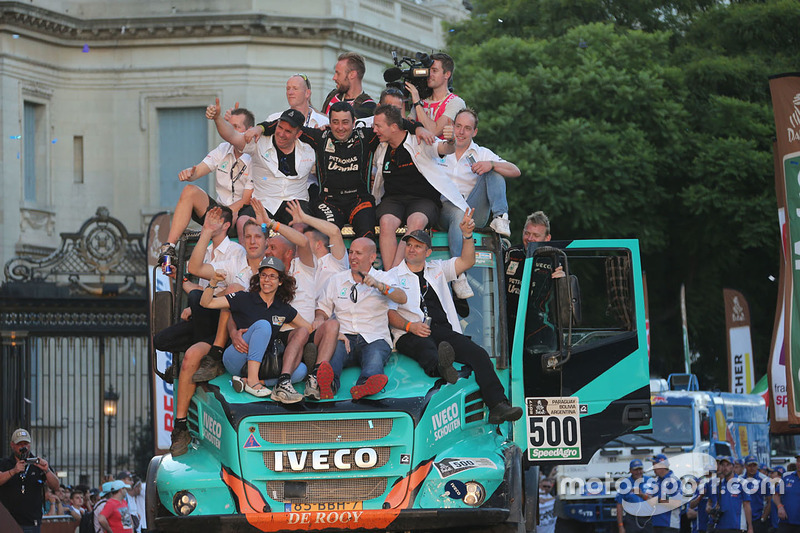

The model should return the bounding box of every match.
[413,101,423,107]
[463,234,473,240]
[207,285,217,289]
[274,222,281,233]
[405,322,411,332]
[259,124,265,133]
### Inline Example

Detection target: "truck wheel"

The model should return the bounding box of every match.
[470,453,528,533]
[145,454,169,531]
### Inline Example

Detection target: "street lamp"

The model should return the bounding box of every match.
[104,386,119,475]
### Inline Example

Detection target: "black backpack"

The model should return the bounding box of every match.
[78,509,95,533]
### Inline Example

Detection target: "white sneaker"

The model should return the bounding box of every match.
[304,373,320,400]
[490,214,511,237]
[452,273,474,299]
[272,379,303,404]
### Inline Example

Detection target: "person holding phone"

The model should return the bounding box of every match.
[0,429,60,533]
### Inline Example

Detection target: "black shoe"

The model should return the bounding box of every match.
[170,426,191,457]
[157,243,177,266]
[163,363,175,384]
[454,296,470,318]
[437,342,458,384]
[488,401,523,424]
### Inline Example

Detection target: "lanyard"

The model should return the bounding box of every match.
[229,158,247,200]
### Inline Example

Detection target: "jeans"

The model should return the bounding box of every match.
[329,334,391,387]
[222,320,272,375]
[439,170,508,255]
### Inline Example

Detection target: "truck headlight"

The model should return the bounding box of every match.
[463,482,485,506]
[173,490,197,516]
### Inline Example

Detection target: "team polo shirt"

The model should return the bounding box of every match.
[780,471,800,524]
[201,142,253,206]
[317,268,400,344]
[314,252,349,297]
[290,256,316,324]
[0,456,50,526]
[442,141,505,199]
[708,476,749,530]
[199,236,247,293]
[381,133,441,203]
[243,135,316,215]
[616,475,653,504]
[100,497,134,532]
[652,471,682,529]
[225,291,297,333]
[742,471,769,519]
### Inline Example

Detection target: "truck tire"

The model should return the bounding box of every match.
[470,450,528,533]
[523,464,539,532]
[554,518,593,533]
[145,454,167,531]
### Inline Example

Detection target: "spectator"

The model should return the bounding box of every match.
[128,476,146,532]
[0,428,60,533]
[92,483,112,533]
[97,480,133,533]
[68,490,86,521]
[539,477,557,533]
[157,106,255,265]
[322,52,377,119]
[210,102,316,225]
[114,472,140,533]
[407,52,466,138]
[43,485,67,517]
[773,454,800,531]
[370,104,468,269]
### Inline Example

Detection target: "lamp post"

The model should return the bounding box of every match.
[104,386,119,475]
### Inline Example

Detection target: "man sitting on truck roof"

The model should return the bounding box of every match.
[386,215,523,425]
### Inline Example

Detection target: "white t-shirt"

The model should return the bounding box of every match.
[201,142,253,206]
[538,490,556,533]
[443,141,505,199]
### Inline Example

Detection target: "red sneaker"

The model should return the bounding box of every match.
[350,374,388,400]
[317,361,335,400]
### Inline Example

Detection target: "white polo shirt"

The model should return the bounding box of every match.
[199,237,248,294]
[314,251,349,297]
[201,142,253,206]
[443,141,505,199]
[244,135,317,214]
[290,256,317,324]
[388,258,461,344]
[317,267,401,345]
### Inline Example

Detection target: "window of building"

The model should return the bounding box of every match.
[23,101,47,204]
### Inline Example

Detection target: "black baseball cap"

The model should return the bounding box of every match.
[278,109,304,129]
[402,230,432,248]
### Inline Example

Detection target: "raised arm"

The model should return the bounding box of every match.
[406,83,453,137]
[187,207,224,280]
[178,162,212,182]
[286,199,346,260]
[454,208,477,276]
[251,198,313,266]
[207,98,246,152]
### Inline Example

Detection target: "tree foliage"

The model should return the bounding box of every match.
[448,0,800,387]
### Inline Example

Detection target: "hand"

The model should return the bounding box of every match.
[180,306,192,321]
[338,334,351,353]
[213,269,227,284]
[552,265,566,279]
[251,198,270,226]
[244,126,263,144]
[311,317,325,331]
[206,98,221,120]
[404,81,420,103]
[12,458,26,474]
[223,101,239,123]
[286,199,307,226]
[361,273,380,289]
[202,206,225,234]
[459,207,475,236]
[179,166,197,181]
[231,328,249,352]
[470,160,493,175]
[415,127,436,145]
[408,321,431,337]
[34,457,50,472]
[47,491,59,503]
[442,124,455,143]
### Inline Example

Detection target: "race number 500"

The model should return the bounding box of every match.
[525,397,582,461]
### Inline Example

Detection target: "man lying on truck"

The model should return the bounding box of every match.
[307,237,407,401]
[386,213,523,425]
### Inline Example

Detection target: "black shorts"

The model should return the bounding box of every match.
[376,195,440,226]
[190,195,257,237]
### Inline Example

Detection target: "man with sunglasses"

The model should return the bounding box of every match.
[385,214,523,424]
[157,106,255,266]
[306,237,407,401]
[208,99,316,226]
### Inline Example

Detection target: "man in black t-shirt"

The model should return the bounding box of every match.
[0,429,60,533]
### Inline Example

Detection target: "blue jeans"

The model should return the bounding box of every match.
[222,320,307,384]
[439,170,508,256]
[329,334,391,387]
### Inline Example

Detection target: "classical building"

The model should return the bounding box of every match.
[0,0,467,485]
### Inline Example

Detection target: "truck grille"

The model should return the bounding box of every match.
[258,418,393,444]
[264,447,392,473]
[265,477,388,503]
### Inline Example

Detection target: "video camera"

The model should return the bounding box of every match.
[383,51,434,100]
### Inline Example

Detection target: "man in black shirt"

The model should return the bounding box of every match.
[322,52,377,119]
[0,429,60,533]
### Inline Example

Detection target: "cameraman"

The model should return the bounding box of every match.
[0,429,60,533]
[407,52,466,138]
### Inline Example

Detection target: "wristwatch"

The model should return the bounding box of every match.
[413,101,423,107]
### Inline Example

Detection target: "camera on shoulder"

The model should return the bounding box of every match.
[383,51,434,100]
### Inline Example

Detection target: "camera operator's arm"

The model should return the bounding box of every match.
[406,82,451,137]
[0,458,25,486]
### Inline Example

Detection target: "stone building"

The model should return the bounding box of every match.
[0,0,466,485]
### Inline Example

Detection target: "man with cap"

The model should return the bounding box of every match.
[735,459,746,478]
[706,455,753,533]
[0,428,60,533]
[651,454,683,532]
[766,466,786,531]
[743,455,770,532]
[97,479,134,533]
[115,471,141,532]
[773,455,800,532]
[209,99,317,225]
[386,213,523,424]
[616,459,654,532]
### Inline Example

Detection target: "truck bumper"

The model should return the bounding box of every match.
[153,507,511,532]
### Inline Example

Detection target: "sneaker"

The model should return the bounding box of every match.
[169,426,191,457]
[304,372,321,400]
[317,361,336,400]
[437,342,458,384]
[157,243,177,266]
[192,352,225,383]
[488,401,524,424]
[350,374,388,400]
[489,214,511,237]
[272,379,303,404]
[452,273,474,299]
[302,342,318,370]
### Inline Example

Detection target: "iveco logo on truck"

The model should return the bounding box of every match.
[274,448,378,471]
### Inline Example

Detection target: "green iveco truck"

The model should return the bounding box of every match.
[145,230,651,532]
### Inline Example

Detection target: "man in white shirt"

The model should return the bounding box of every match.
[208,100,316,225]
[158,107,255,266]
[386,217,523,425]
[307,238,407,401]
[406,52,466,138]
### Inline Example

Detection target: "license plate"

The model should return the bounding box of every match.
[284,502,363,512]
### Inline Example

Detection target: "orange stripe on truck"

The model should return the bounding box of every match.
[221,466,269,513]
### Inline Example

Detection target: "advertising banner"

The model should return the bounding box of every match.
[723,289,755,394]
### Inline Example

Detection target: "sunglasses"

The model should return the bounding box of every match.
[294,73,311,89]
[350,283,358,303]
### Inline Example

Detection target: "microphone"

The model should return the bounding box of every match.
[383,67,403,82]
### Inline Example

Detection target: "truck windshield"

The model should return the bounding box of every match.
[615,406,693,446]
[771,434,800,456]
